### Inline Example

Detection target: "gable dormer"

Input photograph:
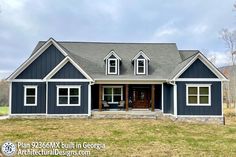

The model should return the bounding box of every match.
[104,50,121,75]
[132,50,150,75]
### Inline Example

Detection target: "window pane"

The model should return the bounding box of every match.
[104,96,112,102]
[59,88,68,96]
[59,97,68,104]
[188,96,197,104]
[27,88,35,95]
[138,67,144,73]
[70,97,79,104]
[113,88,121,94]
[70,88,79,95]
[26,97,35,104]
[114,96,121,102]
[200,96,209,104]
[200,87,209,95]
[109,60,116,66]
[109,67,116,73]
[138,91,145,101]
[188,87,197,94]
[104,88,112,94]
[138,60,144,66]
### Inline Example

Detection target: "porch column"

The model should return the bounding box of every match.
[125,84,128,111]
[99,84,102,111]
[151,84,155,112]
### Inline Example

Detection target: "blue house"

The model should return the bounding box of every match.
[7,38,228,121]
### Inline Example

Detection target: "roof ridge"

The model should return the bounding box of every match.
[38,41,177,45]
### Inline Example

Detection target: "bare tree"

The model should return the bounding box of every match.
[220,29,236,110]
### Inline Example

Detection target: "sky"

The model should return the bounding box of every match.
[0,0,235,79]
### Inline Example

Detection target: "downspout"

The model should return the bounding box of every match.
[88,81,95,117]
[46,81,48,115]
[167,80,177,118]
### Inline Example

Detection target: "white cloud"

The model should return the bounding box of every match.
[154,27,179,38]
[206,50,231,67]
[192,24,209,34]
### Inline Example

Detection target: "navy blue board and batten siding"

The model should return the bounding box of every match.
[52,62,86,79]
[163,83,174,114]
[12,44,90,114]
[176,81,222,115]
[177,58,222,115]
[11,82,46,114]
[179,59,217,78]
[48,61,89,114]
[16,45,65,79]
[48,82,89,114]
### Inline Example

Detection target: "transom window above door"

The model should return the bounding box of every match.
[57,86,81,106]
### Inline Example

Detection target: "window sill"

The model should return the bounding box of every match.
[186,104,211,106]
[24,104,37,106]
[57,104,81,107]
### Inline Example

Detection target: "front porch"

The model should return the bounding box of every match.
[91,84,163,112]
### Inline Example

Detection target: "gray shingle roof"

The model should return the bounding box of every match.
[32,41,199,80]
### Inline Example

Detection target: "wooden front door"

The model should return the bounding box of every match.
[133,89,149,108]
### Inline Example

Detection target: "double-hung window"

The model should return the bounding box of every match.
[103,86,123,103]
[24,85,37,106]
[108,59,117,74]
[186,84,211,106]
[137,59,145,74]
[57,86,81,106]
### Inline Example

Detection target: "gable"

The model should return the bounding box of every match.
[52,62,86,79]
[109,54,116,59]
[16,45,65,79]
[179,58,217,78]
[137,55,145,59]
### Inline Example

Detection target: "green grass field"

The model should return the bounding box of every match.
[0,106,8,115]
[0,108,236,156]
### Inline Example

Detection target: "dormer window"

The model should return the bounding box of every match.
[108,59,117,74]
[132,50,150,75]
[137,59,145,74]
[104,50,121,75]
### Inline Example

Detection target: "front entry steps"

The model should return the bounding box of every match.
[91,110,162,119]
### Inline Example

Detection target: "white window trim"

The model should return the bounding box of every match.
[137,59,146,74]
[24,85,37,106]
[186,84,211,106]
[56,85,81,106]
[102,86,123,104]
[107,59,118,74]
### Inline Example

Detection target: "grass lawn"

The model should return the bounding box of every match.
[0,106,8,115]
[0,114,236,156]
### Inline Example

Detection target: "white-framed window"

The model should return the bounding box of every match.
[186,84,211,106]
[137,59,145,74]
[108,59,117,74]
[103,86,123,103]
[24,85,37,106]
[57,85,81,106]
